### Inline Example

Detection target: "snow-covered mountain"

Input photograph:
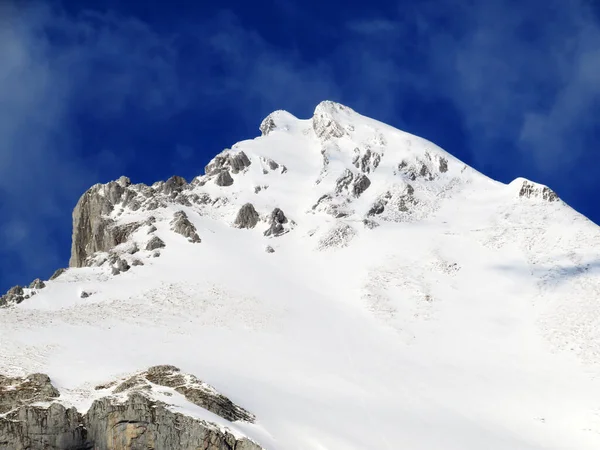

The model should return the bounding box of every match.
[1,101,600,449]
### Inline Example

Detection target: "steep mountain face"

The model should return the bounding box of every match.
[1,101,600,450]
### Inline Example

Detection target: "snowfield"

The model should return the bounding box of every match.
[1,101,600,449]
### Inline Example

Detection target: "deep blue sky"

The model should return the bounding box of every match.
[1,0,599,292]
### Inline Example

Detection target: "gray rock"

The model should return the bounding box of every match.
[205,151,251,176]
[214,170,234,187]
[234,203,260,229]
[146,236,166,251]
[115,259,130,273]
[519,180,559,202]
[49,268,66,280]
[29,279,46,290]
[264,208,288,237]
[0,368,263,450]
[439,157,448,173]
[259,115,277,136]
[0,286,25,306]
[70,180,142,268]
[161,175,187,195]
[265,246,275,253]
[0,373,60,414]
[335,169,354,194]
[131,259,144,266]
[352,174,371,197]
[80,291,91,299]
[170,211,201,243]
[0,403,86,450]
[84,393,262,450]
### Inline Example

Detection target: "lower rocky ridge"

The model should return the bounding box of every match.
[0,366,262,450]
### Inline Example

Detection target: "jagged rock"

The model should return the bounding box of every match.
[50,268,66,280]
[0,373,60,414]
[264,208,288,237]
[353,148,381,174]
[519,180,559,202]
[115,259,130,273]
[152,251,161,258]
[161,176,187,195]
[170,211,201,243]
[0,403,86,450]
[335,169,354,193]
[313,102,346,140]
[439,157,448,173]
[205,151,251,176]
[29,279,45,290]
[259,115,277,136]
[353,173,371,197]
[214,170,234,187]
[368,199,386,216]
[80,291,91,299]
[234,203,260,229]
[265,246,275,253]
[131,259,144,266]
[70,179,145,268]
[0,286,25,306]
[0,369,263,450]
[419,163,434,180]
[146,236,166,251]
[85,393,261,450]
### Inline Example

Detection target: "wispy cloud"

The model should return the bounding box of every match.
[0,2,188,287]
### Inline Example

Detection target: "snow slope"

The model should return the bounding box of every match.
[2,101,600,449]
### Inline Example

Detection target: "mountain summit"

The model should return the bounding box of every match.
[1,101,600,449]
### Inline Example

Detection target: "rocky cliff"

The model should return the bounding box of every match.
[0,366,262,450]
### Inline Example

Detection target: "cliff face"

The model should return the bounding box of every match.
[0,367,262,450]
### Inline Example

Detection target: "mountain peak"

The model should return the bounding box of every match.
[2,100,600,450]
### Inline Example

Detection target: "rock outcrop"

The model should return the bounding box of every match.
[234,203,260,229]
[0,367,263,450]
[518,180,559,202]
[170,211,201,243]
[264,208,289,237]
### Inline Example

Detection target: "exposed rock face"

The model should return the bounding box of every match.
[0,373,60,414]
[0,368,263,450]
[0,286,25,307]
[259,115,277,136]
[70,178,135,268]
[313,101,346,140]
[368,184,417,220]
[29,279,46,290]
[353,173,371,197]
[171,211,201,243]
[264,208,288,237]
[146,236,166,251]
[0,403,86,450]
[234,203,260,229]
[353,148,381,174]
[205,151,251,176]
[85,393,260,450]
[519,180,559,202]
[215,170,234,187]
[49,268,66,280]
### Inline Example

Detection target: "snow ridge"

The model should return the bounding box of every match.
[1,100,600,450]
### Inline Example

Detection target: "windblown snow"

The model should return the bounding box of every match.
[2,101,600,449]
